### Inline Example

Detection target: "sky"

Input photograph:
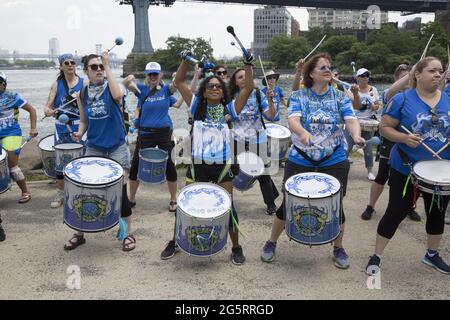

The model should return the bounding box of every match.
[0,0,435,59]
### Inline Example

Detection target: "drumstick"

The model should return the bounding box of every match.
[304,35,327,61]
[401,125,442,159]
[436,140,450,156]
[258,56,269,88]
[41,98,77,120]
[420,33,434,60]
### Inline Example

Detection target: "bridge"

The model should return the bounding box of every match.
[0,53,124,65]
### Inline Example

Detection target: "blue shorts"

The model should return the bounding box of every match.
[85,143,131,170]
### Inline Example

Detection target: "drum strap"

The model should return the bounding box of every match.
[293,144,338,170]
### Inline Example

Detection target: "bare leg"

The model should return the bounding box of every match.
[369,182,385,208]
[128,179,139,203]
[427,234,442,251]
[374,234,390,256]
[333,223,345,248]
[269,216,285,243]
[168,180,177,202]
[7,151,29,195]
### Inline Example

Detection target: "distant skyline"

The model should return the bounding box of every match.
[0,0,435,59]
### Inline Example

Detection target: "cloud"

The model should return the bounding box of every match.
[1,0,32,9]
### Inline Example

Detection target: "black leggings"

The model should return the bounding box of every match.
[377,169,449,239]
[276,160,349,224]
[129,132,177,182]
[374,157,390,185]
[121,184,132,218]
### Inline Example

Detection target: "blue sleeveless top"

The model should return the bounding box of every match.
[82,85,125,152]
[54,77,84,134]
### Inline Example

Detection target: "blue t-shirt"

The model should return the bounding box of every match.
[190,95,234,163]
[261,86,284,122]
[0,90,27,137]
[229,89,269,144]
[445,84,450,97]
[82,85,125,152]
[135,84,176,136]
[288,86,356,167]
[385,89,450,175]
[54,77,84,134]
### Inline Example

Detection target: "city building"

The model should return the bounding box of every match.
[307,8,388,30]
[48,38,60,60]
[96,44,102,55]
[402,17,422,32]
[253,5,297,60]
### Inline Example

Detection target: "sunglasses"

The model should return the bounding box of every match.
[146,73,159,77]
[89,64,105,71]
[318,65,332,72]
[63,61,76,66]
[206,83,222,90]
[359,73,370,78]
[266,75,278,80]
[216,70,227,76]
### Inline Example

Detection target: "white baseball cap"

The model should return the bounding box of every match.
[356,68,371,77]
[0,72,6,83]
[144,62,161,74]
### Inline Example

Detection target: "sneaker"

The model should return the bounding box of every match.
[361,205,375,220]
[261,240,276,262]
[365,255,382,276]
[160,240,179,260]
[231,245,246,265]
[0,224,5,242]
[266,205,277,216]
[367,172,376,181]
[445,210,450,225]
[50,190,64,208]
[422,252,450,274]
[332,247,350,269]
[407,209,421,222]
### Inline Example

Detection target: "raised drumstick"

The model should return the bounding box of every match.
[401,125,442,159]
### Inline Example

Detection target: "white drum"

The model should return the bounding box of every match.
[411,160,450,196]
[55,143,84,174]
[0,149,11,194]
[232,151,265,191]
[266,123,291,160]
[38,134,56,179]
[176,183,231,257]
[359,119,379,132]
[284,172,341,245]
[64,156,124,232]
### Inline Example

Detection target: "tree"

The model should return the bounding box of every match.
[321,35,357,58]
[267,35,310,68]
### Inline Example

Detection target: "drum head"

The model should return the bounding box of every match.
[64,157,124,185]
[413,160,450,185]
[285,172,341,199]
[266,123,291,139]
[178,183,231,219]
[237,152,264,176]
[55,143,83,151]
[38,134,55,152]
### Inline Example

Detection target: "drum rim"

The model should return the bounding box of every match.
[284,173,342,199]
[237,151,265,176]
[38,133,55,150]
[412,160,450,187]
[265,123,291,139]
[139,147,169,162]
[63,219,119,233]
[54,143,84,151]
[177,182,232,219]
[63,155,124,187]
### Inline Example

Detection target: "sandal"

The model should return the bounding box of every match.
[64,234,86,251]
[169,201,177,212]
[18,192,31,204]
[123,235,136,252]
[130,201,136,209]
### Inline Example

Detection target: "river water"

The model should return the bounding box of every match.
[4,68,390,139]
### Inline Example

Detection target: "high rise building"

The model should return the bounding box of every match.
[48,38,60,60]
[96,44,102,55]
[307,9,388,30]
[253,5,295,61]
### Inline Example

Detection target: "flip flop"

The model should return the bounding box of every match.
[18,193,31,204]
[169,201,177,212]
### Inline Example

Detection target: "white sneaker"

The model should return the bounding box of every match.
[50,190,64,208]
[445,210,450,225]
[367,172,376,181]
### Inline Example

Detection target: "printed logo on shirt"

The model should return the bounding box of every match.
[87,99,108,119]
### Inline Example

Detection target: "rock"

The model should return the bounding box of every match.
[18,139,43,172]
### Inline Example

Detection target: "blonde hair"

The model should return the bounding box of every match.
[410,57,441,88]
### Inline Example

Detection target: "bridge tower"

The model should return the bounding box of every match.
[117,0,175,76]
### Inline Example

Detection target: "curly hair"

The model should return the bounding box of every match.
[193,76,230,121]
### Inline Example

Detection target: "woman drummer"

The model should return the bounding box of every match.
[261,70,287,123]
[160,50,255,264]
[0,71,38,205]
[43,53,85,209]
[65,51,135,252]
[228,65,278,216]
[260,53,364,269]
[346,67,382,181]
[123,61,179,213]
[365,57,450,275]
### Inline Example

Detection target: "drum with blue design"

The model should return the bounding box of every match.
[284,172,341,245]
[176,183,231,257]
[0,148,11,194]
[63,156,123,232]
[233,151,265,191]
[55,143,84,174]
[138,147,168,184]
[38,134,57,179]
[266,123,291,160]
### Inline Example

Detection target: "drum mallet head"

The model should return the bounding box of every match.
[108,37,124,52]
[58,114,69,124]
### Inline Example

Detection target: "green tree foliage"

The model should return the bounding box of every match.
[267,35,310,68]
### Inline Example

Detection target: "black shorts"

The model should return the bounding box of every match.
[379,137,395,158]
[275,159,349,223]
[186,162,236,183]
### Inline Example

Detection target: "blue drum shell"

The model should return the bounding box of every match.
[138,147,168,184]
